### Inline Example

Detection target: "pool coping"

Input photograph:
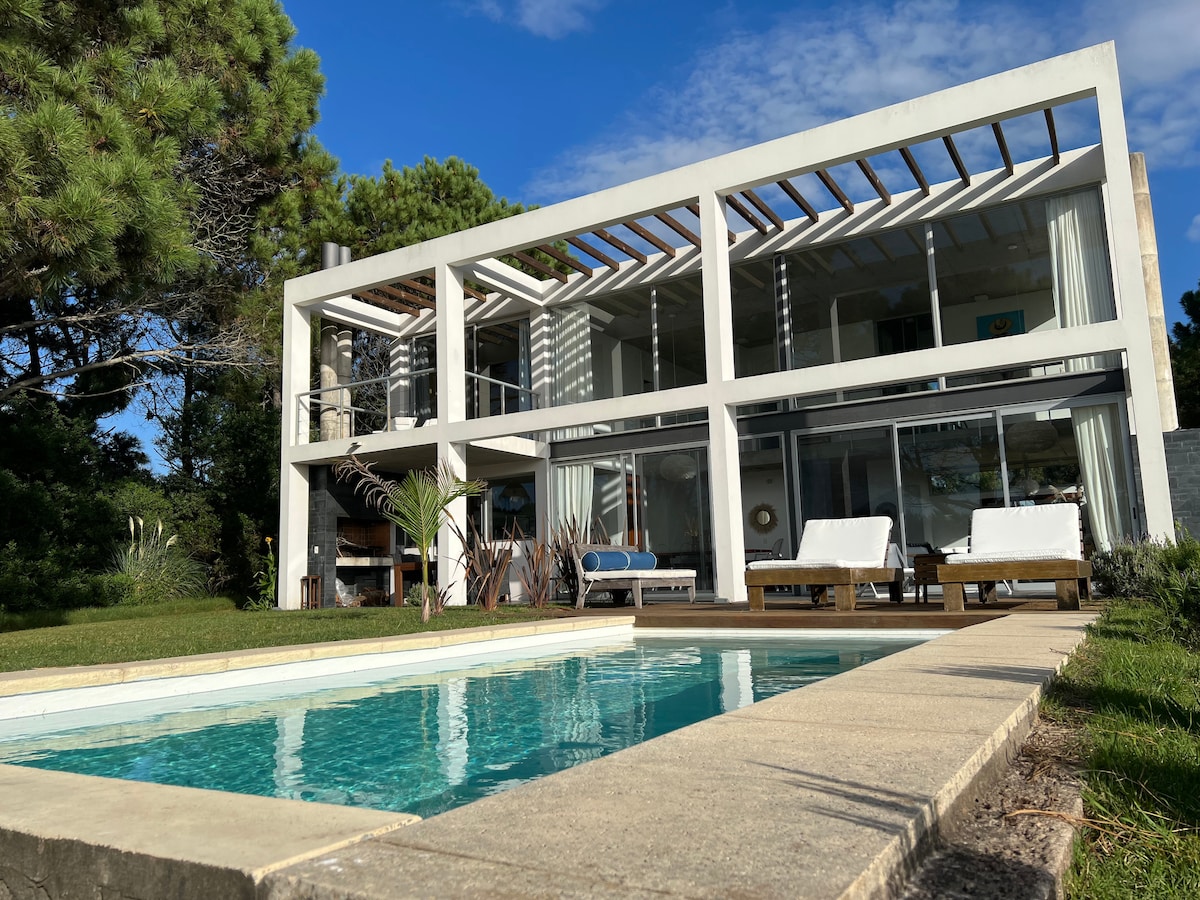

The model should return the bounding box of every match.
[0,613,1093,899]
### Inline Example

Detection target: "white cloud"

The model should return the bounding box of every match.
[528,0,1200,201]
[1187,214,1200,243]
[471,0,606,39]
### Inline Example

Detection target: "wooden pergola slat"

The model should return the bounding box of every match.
[1044,108,1060,164]
[654,212,701,247]
[725,194,769,235]
[376,283,434,309]
[358,289,420,316]
[511,250,569,283]
[855,158,891,205]
[992,122,1014,176]
[898,146,930,196]
[815,169,854,213]
[592,227,648,265]
[566,235,621,270]
[398,278,437,302]
[741,189,785,230]
[943,135,970,186]
[624,220,676,258]
[536,243,593,277]
[777,180,819,222]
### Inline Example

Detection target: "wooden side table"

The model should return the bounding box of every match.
[911,553,947,604]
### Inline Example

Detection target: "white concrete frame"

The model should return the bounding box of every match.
[278,43,1174,609]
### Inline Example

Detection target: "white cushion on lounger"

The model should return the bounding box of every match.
[796,516,892,568]
[947,549,1077,564]
[746,558,862,570]
[584,569,697,581]
[953,504,1082,562]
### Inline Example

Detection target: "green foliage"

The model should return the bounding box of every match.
[456,518,515,611]
[1171,279,1200,428]
[1046,602,1200,897]
[1091,530,1200,641]
[335,456,485,622]
[244,537,277,610]
[0,603,549,671]
[110,516,206,605]
[0,0,326,403]
[0,395,147,612]
[515,525,556,609]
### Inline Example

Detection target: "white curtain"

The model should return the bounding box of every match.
[552,304,595,414]
[1070,403,1130,550]
[1046,190,1117,372]
[550,305,596,533]
[554,463,595,535]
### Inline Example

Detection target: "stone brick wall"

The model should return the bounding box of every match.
[1163,429,1200,538]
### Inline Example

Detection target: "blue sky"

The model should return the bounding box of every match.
[283,0,1199,324]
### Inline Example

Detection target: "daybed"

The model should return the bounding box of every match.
[571,543,697,609]
[934,504,1091,612]
[745,516,901,612]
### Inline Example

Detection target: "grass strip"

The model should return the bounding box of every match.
[0,601,554,673]
[1042,600,1200,898]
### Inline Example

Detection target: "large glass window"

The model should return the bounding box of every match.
[1002,404,1131,551]
[469,319,531,418]
[636,448,712,591]
[551,274,706,408]
[898,418,1002,552]
[795,427,898,526]
[740,436,790,560]
[552,455,634,543]
[935,188,1115,351]
[731,258,778,378]
[934,200,1054,347]
[786,226,930,369]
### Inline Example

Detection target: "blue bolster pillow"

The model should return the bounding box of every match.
[581,550,659,571]
[624,551,657,570]
[581,550,630,572]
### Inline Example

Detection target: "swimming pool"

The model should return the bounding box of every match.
[0,629,934,818]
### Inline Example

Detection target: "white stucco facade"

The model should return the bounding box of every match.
[278,43,1174,610]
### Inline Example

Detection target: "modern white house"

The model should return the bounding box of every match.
[277,42,1178,609]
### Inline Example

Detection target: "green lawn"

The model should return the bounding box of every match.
[0,598,554,673]
[1044,601,1200,898]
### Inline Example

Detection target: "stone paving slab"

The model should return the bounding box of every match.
[266,613,1092,899]
[0,764,416,900]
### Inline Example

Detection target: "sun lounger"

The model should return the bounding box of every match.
[935,504,1091,612]
[745,516,901,611]
[571,543,697,609]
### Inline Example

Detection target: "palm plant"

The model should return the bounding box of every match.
[334,456,485,622]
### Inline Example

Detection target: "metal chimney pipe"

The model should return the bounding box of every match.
[320,241,339,270]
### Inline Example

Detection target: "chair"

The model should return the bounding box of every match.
[934,505,1091,612]
[745,516,901,611]
[571,543,697,609]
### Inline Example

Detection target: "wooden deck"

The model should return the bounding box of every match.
[549,594,1083,629]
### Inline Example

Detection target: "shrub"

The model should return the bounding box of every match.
[1091,538,1170,599]
[110,517,207,605]
[1092,528,1200,642]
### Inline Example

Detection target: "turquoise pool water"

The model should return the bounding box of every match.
[0,632,926,818]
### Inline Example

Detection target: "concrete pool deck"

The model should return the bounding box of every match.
[0,613,1092,898]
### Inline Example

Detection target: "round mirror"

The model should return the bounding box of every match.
[748,503,778,534]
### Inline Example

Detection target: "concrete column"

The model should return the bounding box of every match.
[318,324,340,441]
[436,263,467,425]
[278,289,313,610]
[336,328,353,437]
[699,190,747,604]
[1130,152,1179,432]
[1095,66,1174,538]
[437,440,470,607]
[529,308,552,412]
